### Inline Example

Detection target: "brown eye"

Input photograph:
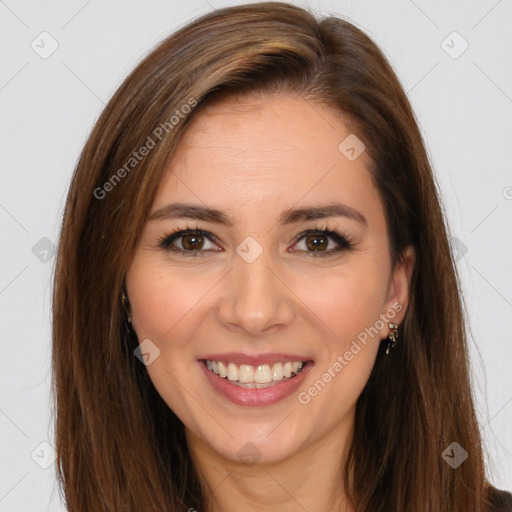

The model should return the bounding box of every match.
[304,234,329,251]
[181,233,205,251]
[292,229,353,257]
[158,229,220,256]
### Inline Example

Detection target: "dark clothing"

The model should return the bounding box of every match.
[488,486,512,511]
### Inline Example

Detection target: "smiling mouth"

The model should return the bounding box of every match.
[201,359,312,389]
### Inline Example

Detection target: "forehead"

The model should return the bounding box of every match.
[152,93,383,225]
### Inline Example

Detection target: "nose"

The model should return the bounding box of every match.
[216,247,296,337]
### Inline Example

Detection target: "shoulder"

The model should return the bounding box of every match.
[487,486,512,512]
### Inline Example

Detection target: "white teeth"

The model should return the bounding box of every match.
[218,361,227,378]
[254,364,272,384]
[271,362,283,381]
[238,364,254,383]
[205,359,305,384]
[227,362,238,381]
[292,361,302,373]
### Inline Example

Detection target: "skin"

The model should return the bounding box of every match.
[125,93,415,512]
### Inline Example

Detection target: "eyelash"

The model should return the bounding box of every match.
[157,223,354,258]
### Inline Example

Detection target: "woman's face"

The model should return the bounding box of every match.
[125,93,414,465]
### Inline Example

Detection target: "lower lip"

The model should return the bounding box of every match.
[199,360,314,406]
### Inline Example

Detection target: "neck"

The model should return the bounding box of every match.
[185,413,355,512]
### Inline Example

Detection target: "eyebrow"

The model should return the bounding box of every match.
[148,201,367,227]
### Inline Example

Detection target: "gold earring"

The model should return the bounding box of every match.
[385,322,399,354]
[121,291,131,323]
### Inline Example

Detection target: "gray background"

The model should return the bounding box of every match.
[1,0,511,510]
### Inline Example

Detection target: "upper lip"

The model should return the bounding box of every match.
[199,353,313,366]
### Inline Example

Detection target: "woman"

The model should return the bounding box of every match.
[51,2,512,511]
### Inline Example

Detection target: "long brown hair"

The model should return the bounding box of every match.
[52,2,497,510]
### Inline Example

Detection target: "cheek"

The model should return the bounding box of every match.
[125,258,213,423]
[126,257,217,344]
[293,269,385,416]
[293,261,388,348]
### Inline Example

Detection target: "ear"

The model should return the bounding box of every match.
[379,245,415,338]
